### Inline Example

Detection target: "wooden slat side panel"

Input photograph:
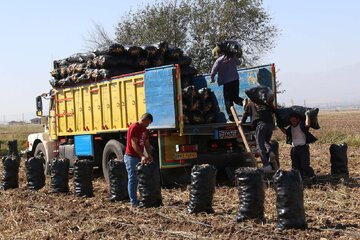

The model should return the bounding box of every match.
[65,90,74,132]
[110,82,121,129]
[120,81,128,128]
[100,83,112,130]
[125,79,136,125]
[55,72,146,136]
[83,87,92,131]
[73,88,84,132]
[134,77,146,120]
[90,85,101,131]
[56,91,66,135]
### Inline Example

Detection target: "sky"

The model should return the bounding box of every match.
[0,0,359,122]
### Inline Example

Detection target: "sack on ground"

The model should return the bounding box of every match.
[188,164,217,214]
[330,143,349,177]
[50,158,70,193]
[8,140,18,156]
[273,170,307,230]
[25,156,46,190]
[108,159,129,201]
[137,162,162,208]
[1,155,20,190]
[235,168,265,222]
[74,159,94,197]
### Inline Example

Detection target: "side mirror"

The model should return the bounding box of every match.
[36,96,43,116]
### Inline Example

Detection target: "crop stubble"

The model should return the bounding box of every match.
[0,111,359,239]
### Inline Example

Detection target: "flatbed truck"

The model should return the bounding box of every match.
[27,63,277,185]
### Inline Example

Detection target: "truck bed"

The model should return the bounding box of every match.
[52,64,276,137]
[183,122,237,135]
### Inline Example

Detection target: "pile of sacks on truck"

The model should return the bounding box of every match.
[49,42,215,125]
[49,41,241,125]
[50,42,197,88]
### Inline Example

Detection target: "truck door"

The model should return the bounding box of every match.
[144,65,180,129]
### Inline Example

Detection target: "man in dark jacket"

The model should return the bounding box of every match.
[241,99,277,172]
[280,111,317,182]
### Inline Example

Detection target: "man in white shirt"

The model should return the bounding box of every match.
[281,111,317,183]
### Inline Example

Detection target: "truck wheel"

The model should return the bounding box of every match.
[34,143,50,175]
[102,140,125,184]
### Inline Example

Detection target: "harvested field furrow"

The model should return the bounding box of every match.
[0,111,360,239]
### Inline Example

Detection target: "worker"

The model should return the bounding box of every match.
[280,111,317,183]
[124,112,154,207]
[210,45,243,123]
[240,99,277,172]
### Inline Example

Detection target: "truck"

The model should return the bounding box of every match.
[27,63,277,185]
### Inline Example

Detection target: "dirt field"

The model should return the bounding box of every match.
[1,111,360,240]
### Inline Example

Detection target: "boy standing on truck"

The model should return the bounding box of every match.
[280,111,317,183]
[124,112,154,207]
[240,99,277,172]
[210,51,243,123]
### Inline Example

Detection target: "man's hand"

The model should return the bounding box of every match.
[305,110,311,128]
[140,156,147,165]
[141,156,153,165]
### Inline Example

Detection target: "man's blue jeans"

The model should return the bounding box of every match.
[124,154,140,205]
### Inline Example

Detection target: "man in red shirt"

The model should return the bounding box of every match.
[124,112,153,206]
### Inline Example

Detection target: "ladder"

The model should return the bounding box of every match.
[230,106,257,167]
[230,106,279,174]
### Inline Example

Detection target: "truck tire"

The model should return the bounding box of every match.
[102,140,125,184]
[34,143,50,175]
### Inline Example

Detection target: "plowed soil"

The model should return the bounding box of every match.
[1,111,360,240]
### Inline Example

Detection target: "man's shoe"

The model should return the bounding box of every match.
[227,119,235,123]
[130,202,139,208]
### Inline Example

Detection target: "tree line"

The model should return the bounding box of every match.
[87,0,278,74]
